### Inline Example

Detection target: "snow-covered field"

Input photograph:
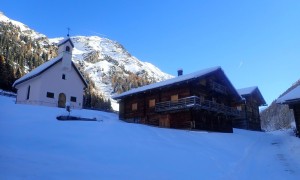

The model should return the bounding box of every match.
[0,95,300,180]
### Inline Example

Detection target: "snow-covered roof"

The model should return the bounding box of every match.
[113,66,241,101]
[277,85,300,104]
[13,54,88,88]
[13,55,63,87]
[58,37,74,48]
[237,86,267,106]
[237,86,257,95]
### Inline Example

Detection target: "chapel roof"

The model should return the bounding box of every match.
[13,55,87,88]
[58,37,74,48]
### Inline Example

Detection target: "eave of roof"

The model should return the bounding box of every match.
[277,85,300,104]
[13,55,88,88]
[112,66,242,102]
[13,55,63,87]
[58,37,74,48]
[71,62,88,88]
[237,86,257,96]
[237,86,267,106]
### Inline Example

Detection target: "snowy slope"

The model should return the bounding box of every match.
[1,95,300,179]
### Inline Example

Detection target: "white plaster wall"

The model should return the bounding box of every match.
[15,76,44,106]
[16,60,85,109]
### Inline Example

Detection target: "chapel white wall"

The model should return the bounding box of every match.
[15,60,85,109]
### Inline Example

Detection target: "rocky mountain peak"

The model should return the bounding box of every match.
[0,12,173,111]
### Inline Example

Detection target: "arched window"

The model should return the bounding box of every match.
[66,46,70,52]
[62,74,66,80]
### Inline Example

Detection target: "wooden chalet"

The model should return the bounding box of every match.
[234,87,267,131]
[113,67,243,133]
[277,85,300,136]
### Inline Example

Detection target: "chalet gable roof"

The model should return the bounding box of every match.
[277,85,300,104]
[12,55,87,88]
[113,66,242,101]
[237,86,267,106]
[237,86,257,95]
[58,37,74,48]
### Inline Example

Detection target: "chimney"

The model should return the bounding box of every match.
[177,69,183,76]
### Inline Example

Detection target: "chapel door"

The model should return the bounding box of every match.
[58,93,66,108]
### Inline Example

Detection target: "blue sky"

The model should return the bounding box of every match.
[1,0,300,106]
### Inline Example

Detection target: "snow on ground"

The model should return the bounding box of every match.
[0,95,300,180]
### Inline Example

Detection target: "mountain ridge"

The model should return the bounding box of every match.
[0,12,173,110]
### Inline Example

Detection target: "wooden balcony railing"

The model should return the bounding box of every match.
[155,96,241,117]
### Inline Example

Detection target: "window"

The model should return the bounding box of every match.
[70,96,77,102]
[27,86,30,100]
[171,94,178,102]
[237,105,242,111]
[149,99,155,108]
[200,96,205,102]
[66,46,70,52]
[47,92,54,98]
[62,74,66,80]
[132,103,137,111]
[200,79,206,86]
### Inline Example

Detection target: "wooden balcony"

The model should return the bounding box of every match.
[155,96,241,117]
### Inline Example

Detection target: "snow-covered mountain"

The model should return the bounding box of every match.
[49,36,173,109]
[0,12,173,110]
[0,12,48,45]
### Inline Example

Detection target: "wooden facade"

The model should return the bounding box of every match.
[289,103,300,136]
[277,85,300,136]
[234,87,266,131]
[114,67,243,133]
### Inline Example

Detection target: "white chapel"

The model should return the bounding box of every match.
[13,37,88,109]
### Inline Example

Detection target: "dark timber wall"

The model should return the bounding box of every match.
[117,72,240,133]
[290,103,300,136]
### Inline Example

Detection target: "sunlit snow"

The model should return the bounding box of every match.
[0,95,300,179]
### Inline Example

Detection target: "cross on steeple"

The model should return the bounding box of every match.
[67,27,71,37]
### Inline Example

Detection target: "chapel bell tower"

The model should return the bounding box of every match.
[58,36,74,71]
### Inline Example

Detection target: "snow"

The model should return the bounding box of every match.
[113,66,225,99]
[57,37,73,47]
[113,66,220,99]
[277,85,300,104]
[49,35,173,111]
[237,86,267,106]
[12,55,63,87]
[48,37,63,43]
[1,95,300,179]
[1,12,174,111]
[237,86,258,95]
[0,12,46,40]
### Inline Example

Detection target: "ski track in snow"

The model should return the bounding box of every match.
[223,132,299,180]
